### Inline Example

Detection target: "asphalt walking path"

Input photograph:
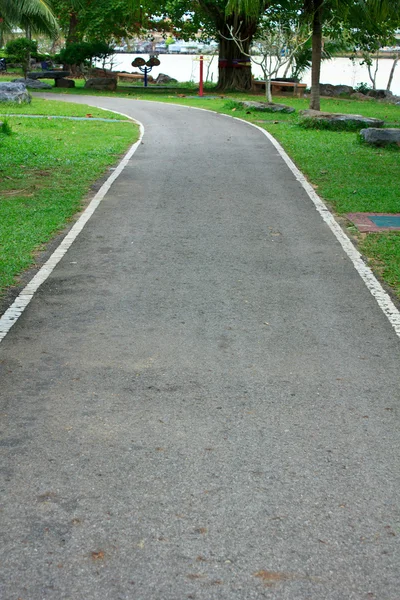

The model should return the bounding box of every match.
[0,96,399,599]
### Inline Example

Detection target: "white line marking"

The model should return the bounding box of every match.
[152,101,400,338]
[0,112,144,343]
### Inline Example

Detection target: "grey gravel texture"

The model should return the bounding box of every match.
[0,96,399,600]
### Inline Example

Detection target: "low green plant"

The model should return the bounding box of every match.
[354,82,372,94]
[0,119,12,135]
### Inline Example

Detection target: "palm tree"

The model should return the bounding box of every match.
[0,0,58,46]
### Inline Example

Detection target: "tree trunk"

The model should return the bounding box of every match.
[66,12,80,76]
[309,0,323,111]
[215,14,257,91]
[387,54,399,91]
[67,12,79,44]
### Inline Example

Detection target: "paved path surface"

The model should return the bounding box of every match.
[1,97,399,599]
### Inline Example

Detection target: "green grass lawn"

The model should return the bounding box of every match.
[0,98,139,294]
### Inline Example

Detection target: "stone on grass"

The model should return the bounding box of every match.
[154,73,177,84]
[299,109,384,128]
[0,81,31,103]
[56,78,75,88]
[84,77,117,91]
[12,78,52,90]
[320,83,354,97]
[367,89,393,99]
[240,101,295,113]
[350,92,372,101]
[360,128,400,146]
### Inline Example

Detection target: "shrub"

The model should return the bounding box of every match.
[5,38,38,78]
[0,120,12,136]
[354,82,372,94]
[57,41,113,77]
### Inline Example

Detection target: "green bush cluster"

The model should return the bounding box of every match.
[5,38,39,77]
[57,41,113,67]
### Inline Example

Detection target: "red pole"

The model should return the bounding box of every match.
[199,55,204,97]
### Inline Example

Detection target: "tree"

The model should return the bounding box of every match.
[225,7,312,101]
[157,0,268,90]
[6,37,38,77]
[0,0,58,46]
[58,40,114,77]
[52,0,144,44]
[229,0,400,108]
[347,5,400,90]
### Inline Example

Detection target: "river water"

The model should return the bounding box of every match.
[107,53,400,96]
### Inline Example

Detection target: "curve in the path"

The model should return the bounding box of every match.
[0,96,399,600]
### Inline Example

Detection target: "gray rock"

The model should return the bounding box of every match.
[12,78,52,90]
[55,78,75,88]
[84,77,117,91]
[360,127,400,146]
[320,83,354,97]
[299,109,384,128]
[27,70,70,80]
[0,81,31,103]
[367,89,392,99]
[154,73,177,84]
[350,92,372,101]
[240,101,295,113]
[379,94,400,105]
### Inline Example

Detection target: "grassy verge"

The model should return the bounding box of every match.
[0,98,139,295]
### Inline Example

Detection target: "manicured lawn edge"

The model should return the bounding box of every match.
[0,99,139,300]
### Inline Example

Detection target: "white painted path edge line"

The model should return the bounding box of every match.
[187,103,400,339]
[0,113,144,343]
[235,116,400,338]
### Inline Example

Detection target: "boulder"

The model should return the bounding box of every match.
[360,128,400,146]
[55,78,75,88]
[320,83,354,97]
[299,109,384,128]
[84,77,117,91]
[27,70,70,80]
[89,67,114,78]
[367,89,393,99]
[0,81,31,103]
[350,92,371,101]
[154,73,177,84]
[12,77,52,90]
[240,101,295,113]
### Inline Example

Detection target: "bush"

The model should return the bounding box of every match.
[5,38,38,78]
[0,119,12,136]
[354,82,372,94]
[57,41,113,76]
